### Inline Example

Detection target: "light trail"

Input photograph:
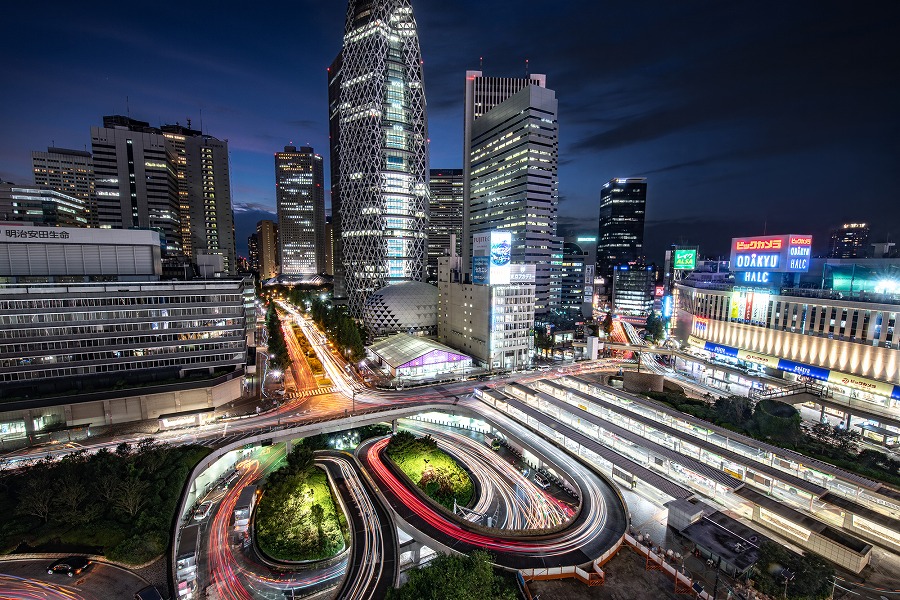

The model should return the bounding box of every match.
[361,436,608,557]
[0,574,84,600]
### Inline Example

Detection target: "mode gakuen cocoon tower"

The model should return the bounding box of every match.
[329,0,430,318]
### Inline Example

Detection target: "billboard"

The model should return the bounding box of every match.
[673,249,697,270]
[472,233,490,285]
[730,234,812,273]
[473,231,512,285]
[489,231,512,285]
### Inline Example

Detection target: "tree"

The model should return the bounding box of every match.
[602,312,614,336]
[310,503,325,542]
[534,329,553,357]
[17,472,55,523]
[644,311,665,342]
[115,477,149,518]
[55,475,89,524]
[387,550,516,600]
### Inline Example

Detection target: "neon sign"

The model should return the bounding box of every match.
[741,271,771,284]
[734,254,780,269]
[735,238,783,251]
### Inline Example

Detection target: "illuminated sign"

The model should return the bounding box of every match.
[730,234,813,273]
[661,295,674,318]
[655,285,665,297]
[776,358,829,380]
[472,233,490,285]
[673,249,697,270]
[740,271,771,284]
[734,254,780,269]
[489,231,512,285]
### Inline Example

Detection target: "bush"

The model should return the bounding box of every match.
[388,550,516,600]
[386,432,473,510]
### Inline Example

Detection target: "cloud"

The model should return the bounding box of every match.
[233,202,276,214]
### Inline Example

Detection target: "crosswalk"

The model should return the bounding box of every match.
[283,386,337,400]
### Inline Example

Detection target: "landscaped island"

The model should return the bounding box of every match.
[255,442,346,562]
[385,431,474,510]
[0,440,209,565]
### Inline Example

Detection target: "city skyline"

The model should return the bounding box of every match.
[1,1,898,263]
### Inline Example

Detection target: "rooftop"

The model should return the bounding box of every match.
[369,333,470,369]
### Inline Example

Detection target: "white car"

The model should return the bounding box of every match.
[194,501,213,521]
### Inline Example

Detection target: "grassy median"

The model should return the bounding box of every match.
[385,431,474,510]
[255,445,346,562]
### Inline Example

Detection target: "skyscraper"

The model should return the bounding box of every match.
[468,84,561,315]
[275,146,325,277]
[324,215,334,276]
[427,169,463,284]
[596,177,647,279]
[329,0,430,318]
[248,232,260,273]
[462,71,547,268]
[185,134,236,274]
[256,219,279,280]
[0,183,87,227]
[90,116,181,255]
[162,124,236,274]
[31,147,94,225]
[829,223,870,259]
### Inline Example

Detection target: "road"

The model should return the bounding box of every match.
[319,451,397,600]
[0,558,150,599]
[402,420,573,530]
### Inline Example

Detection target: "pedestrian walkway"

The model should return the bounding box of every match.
[283,386,337,400]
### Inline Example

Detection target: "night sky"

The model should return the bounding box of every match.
[2,1,898,262]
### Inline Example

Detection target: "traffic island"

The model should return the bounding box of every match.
[255,446,347,562]
[384,431,474,511]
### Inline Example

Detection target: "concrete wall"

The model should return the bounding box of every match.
[622,371,664,394]
[64,377,242,427]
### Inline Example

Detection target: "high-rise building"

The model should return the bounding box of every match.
[161,124,236,274]
[612,263,655,317]
[31,147,94,225]
[185,135,235,274]
[90,116,181,255]
[427,169,463,283]
[829,223,870,259]
[559,242,591,319]
[275,146,325,277]
[462,71,546,268]
[468,84,561,314]
[248,232,260,273]
[596,177,647,280]
[160,123,200,257]
[256,219,279,280]
[324,215,334,276]
[329,0,430,317]
[0,183,88,227]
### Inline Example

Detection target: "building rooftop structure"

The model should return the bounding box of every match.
[363,281,438,338]
[368,333,470,373]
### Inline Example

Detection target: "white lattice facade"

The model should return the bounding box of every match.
[363,281,438,337]
[333,0,430,318]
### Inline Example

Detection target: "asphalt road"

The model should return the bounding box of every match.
[0,558,150,600]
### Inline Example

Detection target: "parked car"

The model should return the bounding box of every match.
[194,501,214,521]
[134,586,164,600]
[47,557,92,577]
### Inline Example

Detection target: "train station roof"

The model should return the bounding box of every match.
[369,333,471,370]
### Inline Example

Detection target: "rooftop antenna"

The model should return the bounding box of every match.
[763,219,768,235]
[199,108,204,135]
[187,118,192,130]
[126,96,130,117]
[525,58,529,78]
[479,56,483,69]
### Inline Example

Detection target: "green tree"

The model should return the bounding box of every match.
[310,503,325,542]
[387,550,516,600]
[602,312,614,336]
[644,310,665,341]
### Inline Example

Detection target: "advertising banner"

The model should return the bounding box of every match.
[826,371,895,398]
[488,231,512,285]
[730,234,813,273]
[472,233,490,285]
[673,248,697,270]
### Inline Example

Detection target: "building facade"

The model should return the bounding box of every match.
[247,232,260,273]
[559,242,591,319]
[596,177,647,279]
[324,215,334,276]
[612,263,655,317]
[461,71,546,269]
[469,84,561,315]
[0,184,88,228]
[427,169,463,283]
[31,147,94,226]
[160,124,201,258]
[256,220,279,281]
[329,0,430,317]
[829,223,870,259]
[438,256,535,370]
[184,134,235,273]
[90,116,181,255]
[276,146,325,277]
